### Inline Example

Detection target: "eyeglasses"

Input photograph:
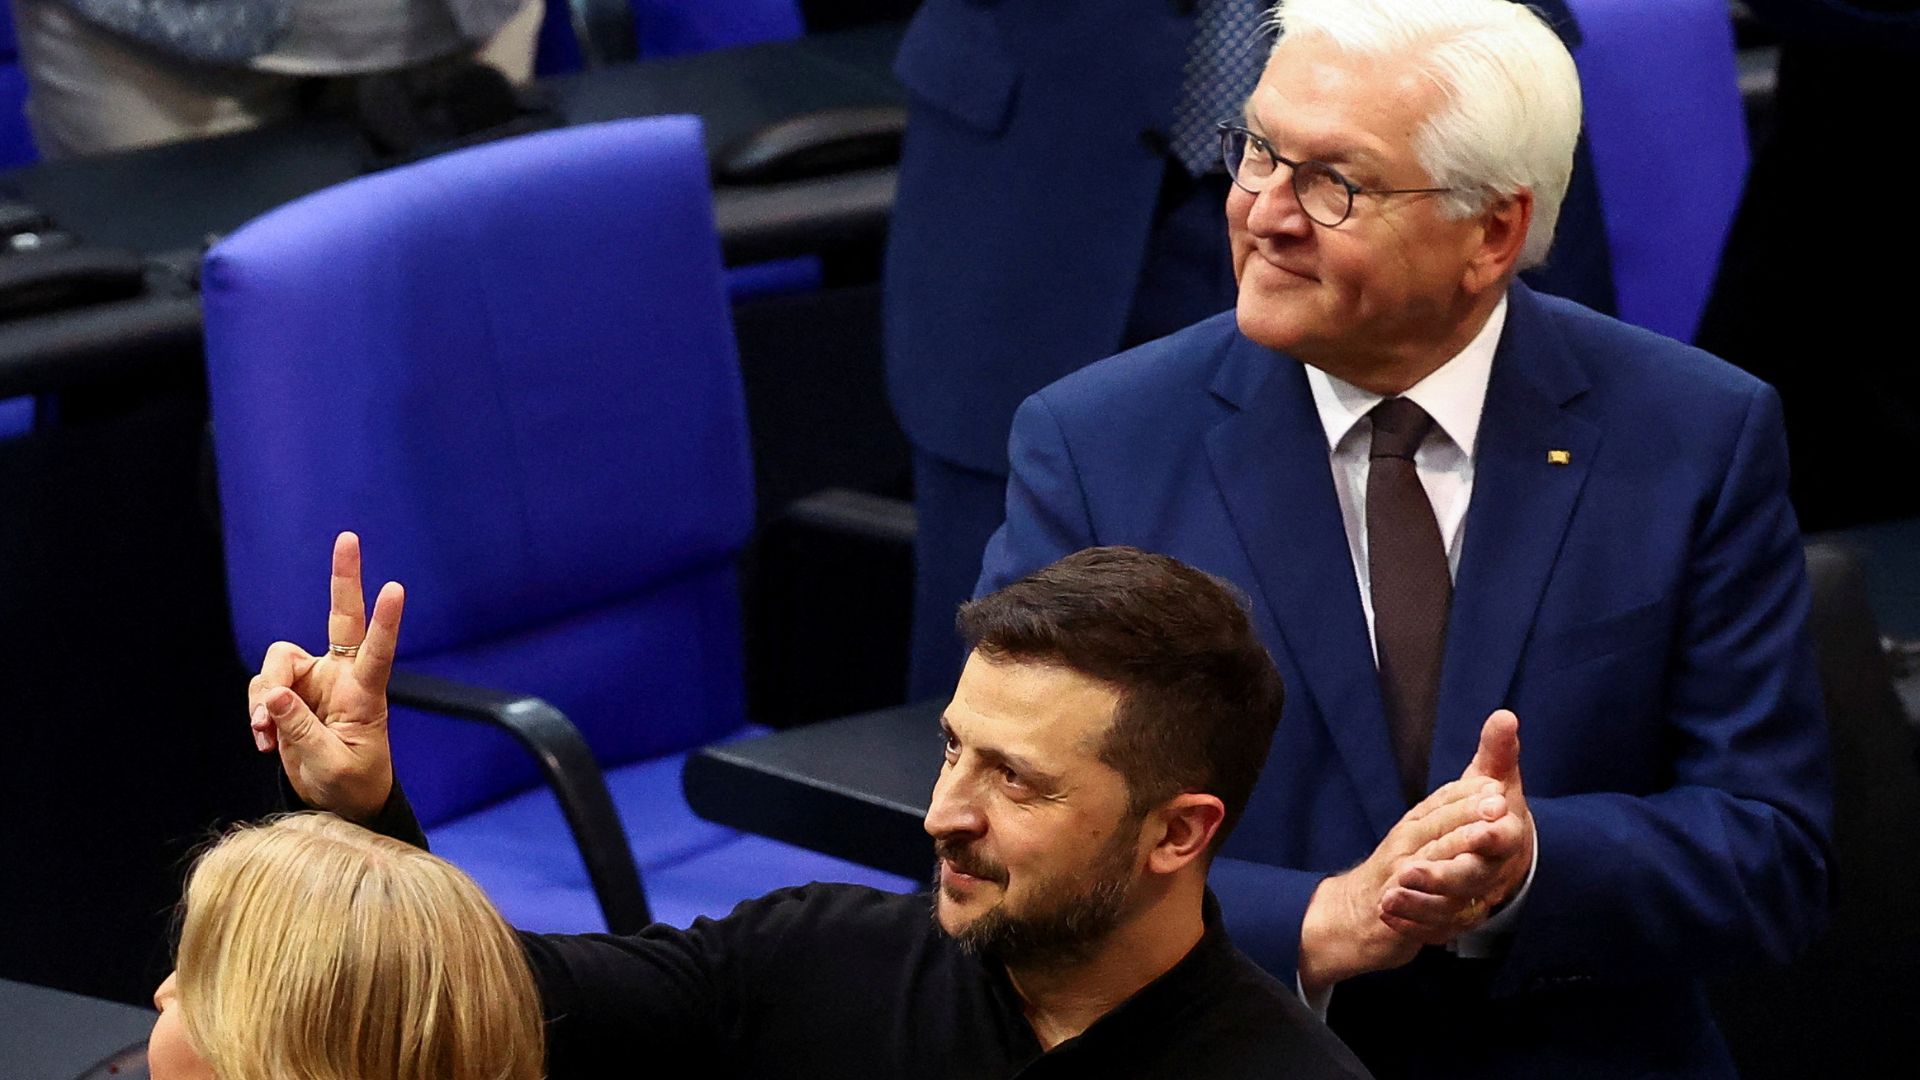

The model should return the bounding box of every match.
[1217,122,1454,228]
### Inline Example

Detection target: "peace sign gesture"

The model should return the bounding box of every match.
[246,531,406,823]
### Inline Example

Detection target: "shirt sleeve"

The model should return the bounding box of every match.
[517,886,825,1077]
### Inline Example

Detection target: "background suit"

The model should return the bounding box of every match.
[885,0,1612,697]
[975,283,1832,1077]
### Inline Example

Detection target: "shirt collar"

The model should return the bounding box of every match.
[978,891,1243,1065]
[1304,294,1507,458]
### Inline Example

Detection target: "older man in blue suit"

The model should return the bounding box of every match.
[976,1,1831,1076]
[887,0,1612,697]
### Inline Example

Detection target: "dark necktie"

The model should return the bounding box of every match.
[1367,398,1450,804]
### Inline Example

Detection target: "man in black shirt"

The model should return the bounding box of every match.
[249,540,1502,1076]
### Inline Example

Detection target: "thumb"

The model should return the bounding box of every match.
[1464,709,1521,781]
[264,685,327,749]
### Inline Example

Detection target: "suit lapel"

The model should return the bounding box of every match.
[1205,333,1406,839]
[1429,285,1600,784]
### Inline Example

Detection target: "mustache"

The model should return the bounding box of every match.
[933,837,1008,885]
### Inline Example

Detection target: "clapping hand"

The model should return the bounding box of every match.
[1378,709,1534,945]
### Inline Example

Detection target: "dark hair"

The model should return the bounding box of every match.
[956,547,1284,851]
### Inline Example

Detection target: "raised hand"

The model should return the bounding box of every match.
[1378,709,1534,944]
[1299,773,1511,995]
[246,531,405,823]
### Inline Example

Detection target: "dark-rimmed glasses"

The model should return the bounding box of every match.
[1217,122,1454,228]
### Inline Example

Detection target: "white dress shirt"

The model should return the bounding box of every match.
[1298,297,1534,982]
[1304,298,1504,656]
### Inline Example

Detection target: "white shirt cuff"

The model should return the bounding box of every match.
[1294,972,1334,1020]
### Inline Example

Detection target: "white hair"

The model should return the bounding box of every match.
[1264,0,1583,269]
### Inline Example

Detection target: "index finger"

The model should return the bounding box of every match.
[1398,788,1508,854]
[329,531,368,649]
[353,581,406,691]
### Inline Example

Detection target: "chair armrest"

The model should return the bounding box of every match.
[785,487,916,545]
[387,669,652,934]
[717,105,908,185]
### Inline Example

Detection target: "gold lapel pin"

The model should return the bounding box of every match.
[1547,449,1572,466]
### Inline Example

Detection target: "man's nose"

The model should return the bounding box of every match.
[923,769,986,841]
[1245,172,1311,236]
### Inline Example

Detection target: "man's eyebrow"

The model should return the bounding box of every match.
[940,720,1061,785]
[1320,146,1384,171]
[1236,112,1385,172]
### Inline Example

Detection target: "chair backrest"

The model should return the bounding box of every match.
[633,0,802,57]
[0,0,39,168]
[535,0,804,75]
[203,116,755,826]
[1567,0,1748,342]
[1711,541,1920,1077]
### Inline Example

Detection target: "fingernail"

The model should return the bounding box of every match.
[250,705,267,729]
[253,729,269,752]
[1479,795,1505,816]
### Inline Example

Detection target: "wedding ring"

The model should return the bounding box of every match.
[328,642,361,657]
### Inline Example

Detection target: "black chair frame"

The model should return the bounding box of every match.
[388,669,652,934]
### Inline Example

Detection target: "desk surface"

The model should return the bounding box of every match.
[684,698,941,880]
[0,979,152,1080]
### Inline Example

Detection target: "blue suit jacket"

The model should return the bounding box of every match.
[977,284,1832,1077]
[884,0,1607,476]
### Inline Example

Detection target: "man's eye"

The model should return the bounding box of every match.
[998,765,1024,788]
[941,734,960,759]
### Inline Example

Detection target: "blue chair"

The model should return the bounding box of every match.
[1567,0,1749,343]
[0,396,30,438]
[0,0,41,168]
[535,0,804,76]
[201,115,912,934]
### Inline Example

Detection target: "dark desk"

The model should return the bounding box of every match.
[683,698,941,881]
[0,22,907,266]
[0,979,152,1080]
[0,20,908,440]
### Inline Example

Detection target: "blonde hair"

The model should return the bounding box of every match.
[175,813,544,1080]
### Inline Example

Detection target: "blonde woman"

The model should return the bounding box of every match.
[148,812,544,1080]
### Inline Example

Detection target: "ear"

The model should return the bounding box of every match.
[1463,187,1534,294]
[1145,793,1228,875]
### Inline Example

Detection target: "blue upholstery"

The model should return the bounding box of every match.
[0,1,40,169]
[202,115,911,930]
[430,730,917,931]
[0,396,31,438]
[631,0,802,57]
[1567,0,1748,342]
[534,0,804,76]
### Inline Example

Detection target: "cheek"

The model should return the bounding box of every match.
[148,1010,213,1080]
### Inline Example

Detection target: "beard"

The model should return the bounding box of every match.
[931,823,1140,970]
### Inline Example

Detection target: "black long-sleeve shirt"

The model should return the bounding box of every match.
[524,884,1370,1079]
[362,785,1370,1078]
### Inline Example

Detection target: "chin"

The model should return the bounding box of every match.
[1235,299,1311,354]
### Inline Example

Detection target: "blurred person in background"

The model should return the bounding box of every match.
[13,0,542,159]
[150,811,544,1080]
